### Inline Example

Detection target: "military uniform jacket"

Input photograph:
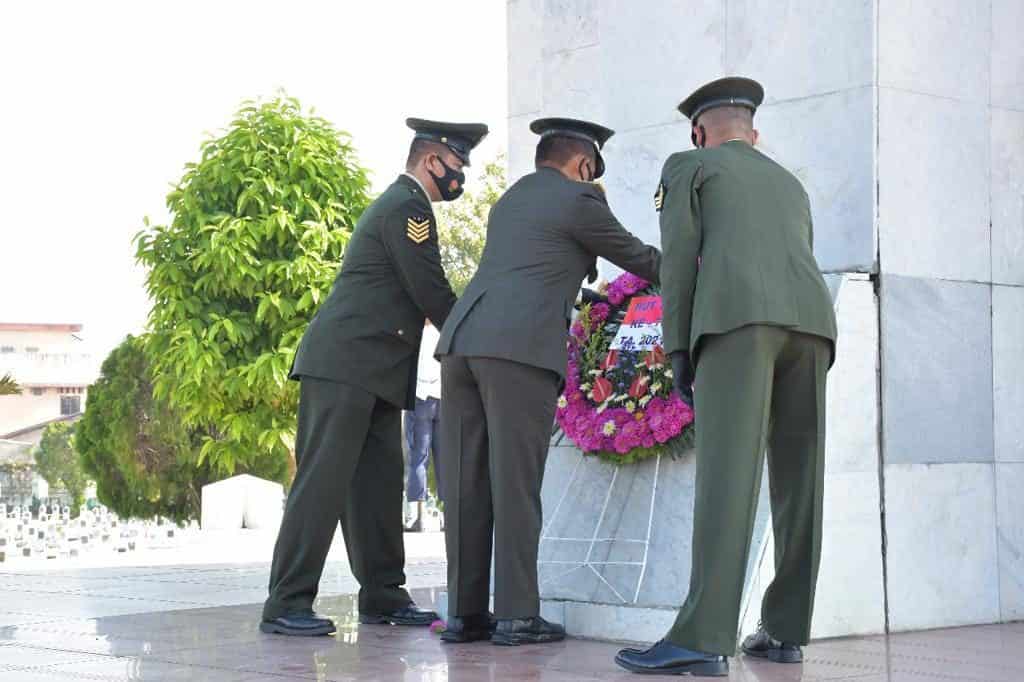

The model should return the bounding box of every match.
[657,141,837,364]
[290,174,456,409]
[436,166,661,379]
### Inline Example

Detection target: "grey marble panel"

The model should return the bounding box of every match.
[542,0,599,55]
[507,113,540,183]
[599,121,692,253]
[996,463,1024,620]
[757,87,875,273]
[992,108,1024,286]
[880,275,993,464]
[884,463,1000,631]
[993,285,1024,463]
[879,0,990,103]
[992,0,1024,111]
[811,471,886,638]
[878,89,991,282]
[597,0,724,132]
[726,0,874,101]
[508,0,544,117]
[826,277,880,474]
[540,44,606,123]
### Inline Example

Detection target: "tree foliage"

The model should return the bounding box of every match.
[134,95,371,474]
[0,373,21,395]
[435,155,506,295]
[34,421,88,514]
[76,336,278,522]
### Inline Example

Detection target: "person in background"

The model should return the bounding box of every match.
[404,319,443,532]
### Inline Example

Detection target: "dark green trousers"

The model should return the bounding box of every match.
[263,377,412,620]
[440,355,560,619]
[668,325,830,655]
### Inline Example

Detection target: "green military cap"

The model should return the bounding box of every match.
[406,118,489,166]
[530,117,614,179]
[677,76,765,121]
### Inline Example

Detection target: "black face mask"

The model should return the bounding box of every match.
[428,156,465,201]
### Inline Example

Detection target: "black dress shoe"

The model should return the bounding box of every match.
[260,611,336,636]
[359,603,438,626]
[440,612,496,643]
[615,640,728,676]
[491,616,565,646]
[741,624,803,663]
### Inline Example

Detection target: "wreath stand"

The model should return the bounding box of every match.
[533,435,772,644]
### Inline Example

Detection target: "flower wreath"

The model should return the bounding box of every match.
[555,273,695,464]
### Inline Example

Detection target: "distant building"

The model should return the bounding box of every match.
[0,322,98,507]
[0,322,96,437]
[0,415,81,507]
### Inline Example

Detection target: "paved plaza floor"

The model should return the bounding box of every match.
[1,552,1022,680]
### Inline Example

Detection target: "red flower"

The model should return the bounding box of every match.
[590,376,613,403]
[601,349,619,371]
[628,374,650,399]
[644,345,667,368]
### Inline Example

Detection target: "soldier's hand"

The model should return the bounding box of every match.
[579,288,609,306]
[669,351,695,408]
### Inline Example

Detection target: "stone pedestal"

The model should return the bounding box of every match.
[537,445,770,643]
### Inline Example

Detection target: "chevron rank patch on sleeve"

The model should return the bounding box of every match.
[653,181,666,212]
[406,216,431,244]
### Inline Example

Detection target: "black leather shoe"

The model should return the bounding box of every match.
[615,640,728,676]
[440,612,496,643]
[491,616,565,646]
[741,624,803,663]
[359,603,438,626]
[260,611,336,636]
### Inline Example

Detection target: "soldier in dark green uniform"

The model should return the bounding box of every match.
[615,78,838,676]
[261,118,488,636]
[436,118,661,646]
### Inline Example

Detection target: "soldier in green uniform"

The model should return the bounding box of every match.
[436,118,662,646]
[615,78,838,676]
[261,118,488,636]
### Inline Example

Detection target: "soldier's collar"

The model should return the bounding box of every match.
[401,172,432,202]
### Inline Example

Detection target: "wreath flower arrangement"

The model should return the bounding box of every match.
[555,273,695,464]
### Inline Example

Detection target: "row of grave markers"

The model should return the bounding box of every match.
[0,503,198,563]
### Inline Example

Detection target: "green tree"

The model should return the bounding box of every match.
[435,154,506,295]
[75,336,245,522]
[34,421,88,514]
[134,95,371,475]
[0,373,21,395]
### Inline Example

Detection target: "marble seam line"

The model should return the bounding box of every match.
[605,84,877,138]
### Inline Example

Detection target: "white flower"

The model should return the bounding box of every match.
[557,396,568,409]
[596,403,608,414]
[602,420,617,436]
[639,395,653,407]
[581,383,591,391]
[651,382,662,393]
[625,400,636,413]
[664,369,674,379]
[588,369,603,376]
